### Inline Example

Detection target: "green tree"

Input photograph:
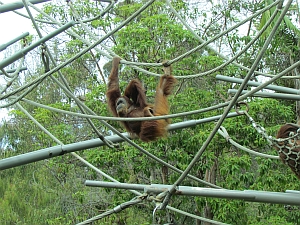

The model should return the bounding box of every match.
[2,0,300,224]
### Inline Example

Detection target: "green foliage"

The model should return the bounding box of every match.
[112,1,201,80]
[250,215,294,225]
[258,0,300,39]
[211,199,248,224]
[3,0,300,224]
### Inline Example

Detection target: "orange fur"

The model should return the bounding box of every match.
[106,57,177,142]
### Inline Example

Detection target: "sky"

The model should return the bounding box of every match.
[0,0,43,120]
[0,0,39,43]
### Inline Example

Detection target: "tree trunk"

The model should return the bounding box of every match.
[161,165,168,184]
[295,78,300,123]
[202,158,217,225]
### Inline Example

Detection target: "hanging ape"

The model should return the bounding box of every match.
[106,57,177,142]
[275,123,300,179]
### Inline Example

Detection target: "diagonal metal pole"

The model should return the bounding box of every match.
[160,0,292,209]
[0,21,75,69]
[0,112,241,171]
[0,32,29,51]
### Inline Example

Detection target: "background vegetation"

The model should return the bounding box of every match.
[1,0,300,224]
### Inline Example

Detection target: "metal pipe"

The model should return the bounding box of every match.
[0,112,241,170]
[228,89,300,100]
[0,67,27,74]
[0,0,50,13]
[85,181,300,206]
[217,75,299,94]
[0,21,75,70]
[0,32,29,51]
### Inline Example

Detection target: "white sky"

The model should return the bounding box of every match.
[0,0,39,43]
[0,0,42,120]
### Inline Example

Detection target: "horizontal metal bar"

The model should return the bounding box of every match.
[0,0,50,13]
[0,21,75,70]
[228,89,300,100]
[0,112,241,170]
[217,75,299,94]
[167,111,239,131]
[0,33,29,52]
[85,181,300,206]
